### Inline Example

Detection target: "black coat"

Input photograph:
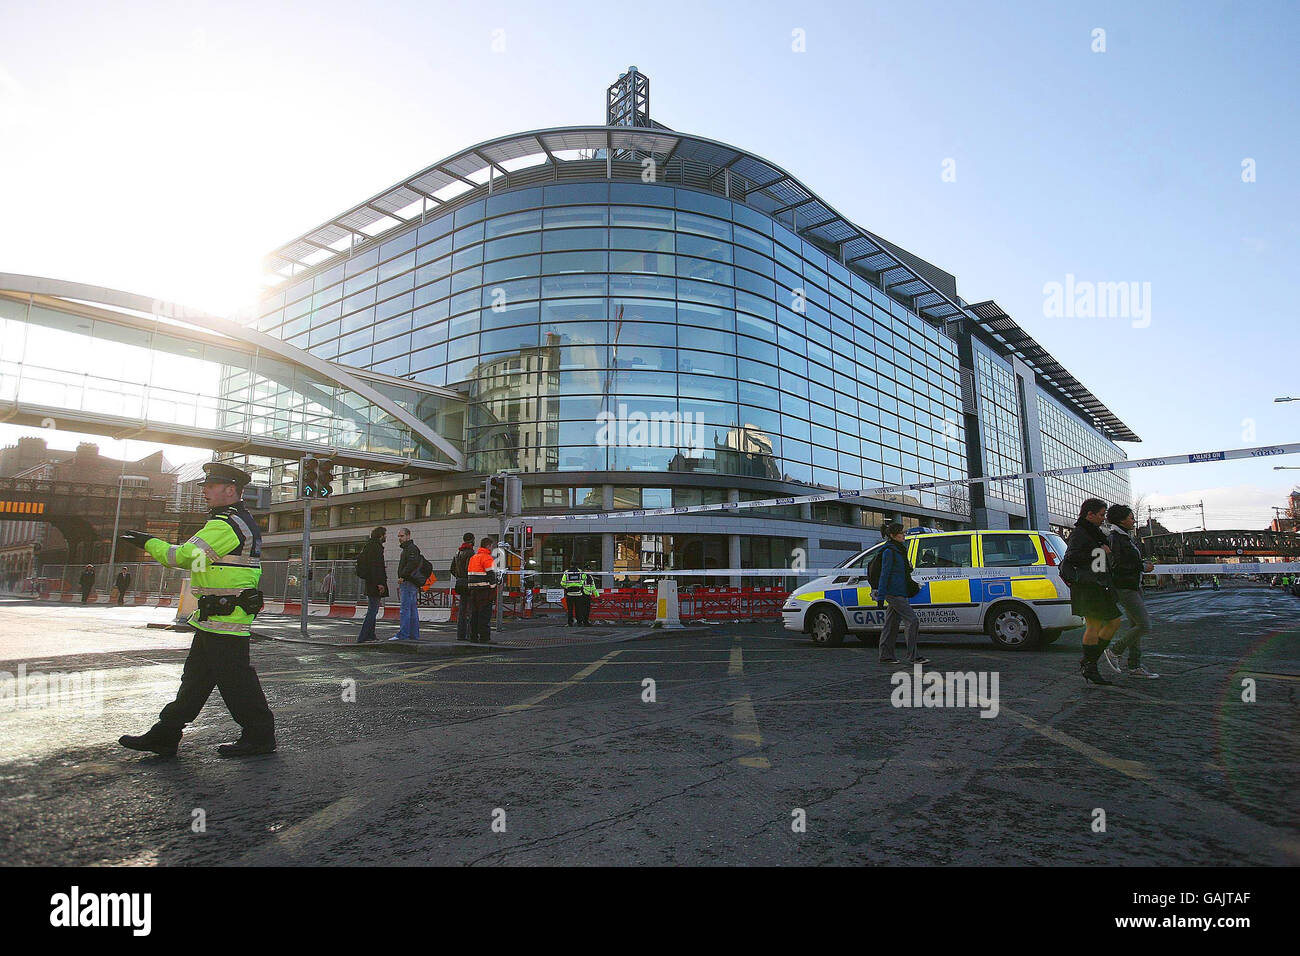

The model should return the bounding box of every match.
[357,539,388,599]
[1063,519,1112,587]
[1064,519,1120,621]
[1106,527,1145,591]
[398,539,424,586]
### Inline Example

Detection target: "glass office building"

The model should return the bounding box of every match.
[248,71,1136,572]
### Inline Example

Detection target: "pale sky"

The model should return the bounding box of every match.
[1,0,1297,528]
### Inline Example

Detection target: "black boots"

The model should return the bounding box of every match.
[118,725,180,757]
[1080,643,1112,686]
[217,737,277,758]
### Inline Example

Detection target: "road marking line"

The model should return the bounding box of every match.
[1238,670,1300,683]
[999,704,1300,862]
[501,650,623,712]
[246,795,368,863]
[728,641,744,677]
[732,694,770,769]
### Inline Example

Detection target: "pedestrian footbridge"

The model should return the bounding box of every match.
[0,274,466,474]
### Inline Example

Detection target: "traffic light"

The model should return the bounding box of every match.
[300,456,319,498]
[317,460,334,498]
[488,473,506,513]
[522,525,534,550]
[475,476,492,513]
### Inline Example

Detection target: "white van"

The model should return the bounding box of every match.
[782,529,1082,650]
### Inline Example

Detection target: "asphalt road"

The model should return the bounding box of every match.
[0,588,1296,866]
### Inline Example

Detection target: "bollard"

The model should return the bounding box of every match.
[653,578,684,629]
[172,579,197,624]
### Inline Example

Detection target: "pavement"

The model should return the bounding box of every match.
[0,587,1296,865]
[247,610,697,652]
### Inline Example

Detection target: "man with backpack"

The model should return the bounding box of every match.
[449,532,476,642]
[392,528,430,642]
[872,521,928,666]
[355,527,388,643]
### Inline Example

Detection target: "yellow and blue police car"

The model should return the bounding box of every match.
[783,528,1082,650]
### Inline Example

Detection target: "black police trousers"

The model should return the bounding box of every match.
[154,629,275,743]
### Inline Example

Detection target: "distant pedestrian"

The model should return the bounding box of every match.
[79,565,95,604]
[876,522,927,665]
[449,532,476,642]
[1102,505,1158,679]
[467,537,497,644]
[1063,498,1122,685]
[321,569,336,605]
[114,568,131,606]
[355,527,388,643]
[391,528,424,642]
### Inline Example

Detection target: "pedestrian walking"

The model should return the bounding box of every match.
[355,527,388,643]
[1063,497,1122,686]
[79,564,95,604]
[321,568,336,605]
[1101,505,1159,679]
[876,521,928,665]
[114,567,131,606]
[466,536,497,644]
[449,532,476,642]
[391,528,425,642]
[116,462,275,758]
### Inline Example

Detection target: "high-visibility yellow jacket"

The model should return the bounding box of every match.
[561,571,587,597]
[144,503,263,637]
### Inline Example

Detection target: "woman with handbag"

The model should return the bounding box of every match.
[877,521,929,666]
[1063,498,1123,685]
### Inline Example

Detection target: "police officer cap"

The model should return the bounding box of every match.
[200,462,251,488]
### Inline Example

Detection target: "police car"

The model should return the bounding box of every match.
[783,528,1082,650]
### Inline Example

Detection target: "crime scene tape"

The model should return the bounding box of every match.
[527,441,1300,523]
[554,563,1300,579]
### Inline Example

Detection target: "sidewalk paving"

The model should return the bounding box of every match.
[249,612,709,653]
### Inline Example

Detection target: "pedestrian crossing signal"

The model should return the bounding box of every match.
[317,460,334,498]
[300,457,319,499]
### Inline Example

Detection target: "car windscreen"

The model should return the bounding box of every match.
[836,541,886,570]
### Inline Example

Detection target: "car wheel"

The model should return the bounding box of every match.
[986,602,1042,650]
[1041,628,1064,645]
[808,606,846,647]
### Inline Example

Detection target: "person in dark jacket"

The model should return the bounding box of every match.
[1102,504,1158,679]
[356,527,388,643]
[1063,498,1122,685]
[114,567,131,606]
[79,565,95,604]
[877,522,928,665]
[392,528,424,642]
[449,532,476,642]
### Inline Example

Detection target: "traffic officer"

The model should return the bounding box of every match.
[562,563,588,627]
[116,462,276,758]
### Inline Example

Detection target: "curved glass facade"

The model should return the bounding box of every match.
[256,180,971,518]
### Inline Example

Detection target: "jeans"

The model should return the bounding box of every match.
[879,595,919,661]
[358,595,381,643]
[1111,588,1151,666]
[396,581,421,641]
[455,587,472,641]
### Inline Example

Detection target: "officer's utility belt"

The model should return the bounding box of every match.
[564,587,585,596]
[196,588,265,621]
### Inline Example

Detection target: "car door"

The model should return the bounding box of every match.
[975,532,1058,604]
[907,533,979,631]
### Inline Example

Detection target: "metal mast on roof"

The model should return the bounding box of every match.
[606,65,650,127]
